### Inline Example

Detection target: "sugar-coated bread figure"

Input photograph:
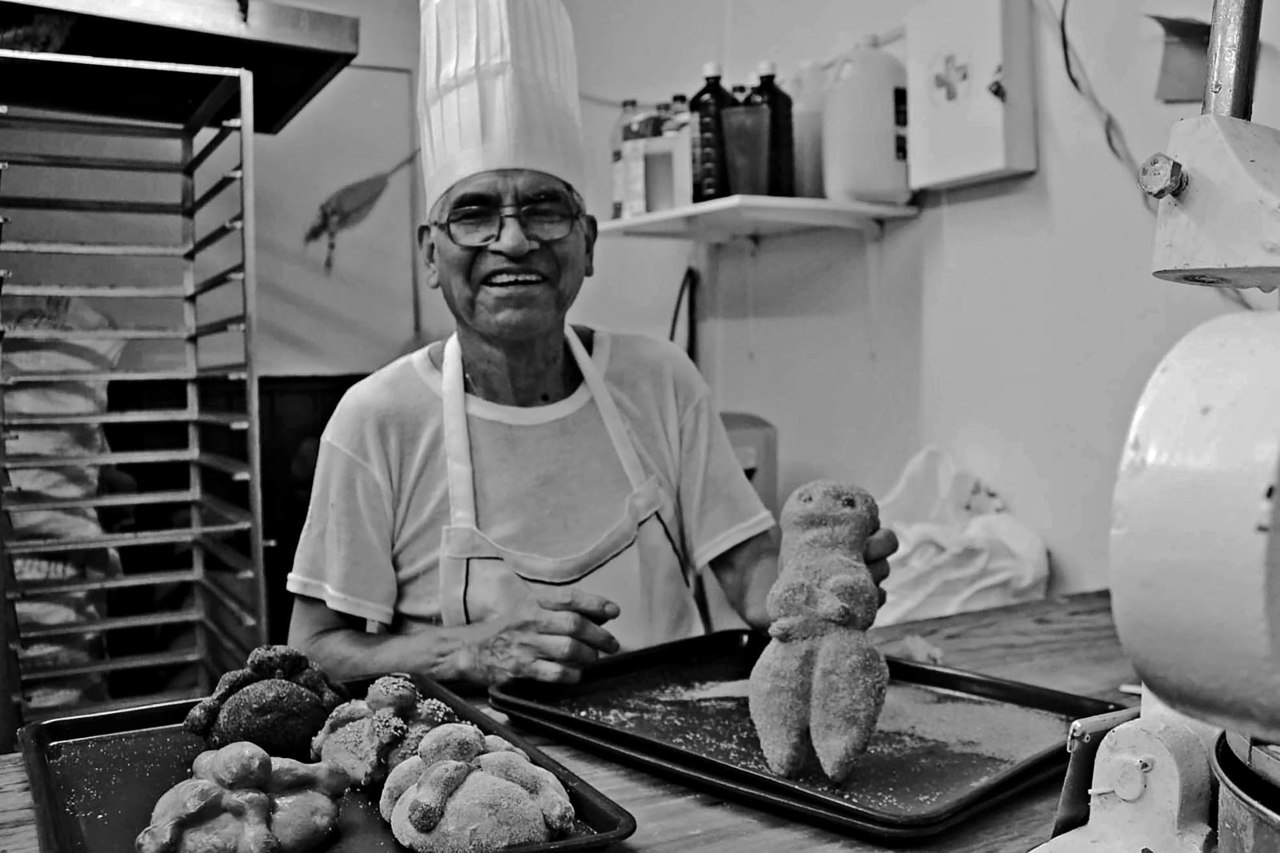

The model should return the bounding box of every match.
[379,722,574,853]
[310,673,460,788]
[183,645,347,762]
[135,741,350,853]
[747,480,890,783]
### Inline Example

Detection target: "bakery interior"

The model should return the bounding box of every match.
[2,0,1280,851]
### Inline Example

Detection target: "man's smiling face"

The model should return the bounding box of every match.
[422,169,597,343]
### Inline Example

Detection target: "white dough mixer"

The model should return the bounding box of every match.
[1033,1,1280,850]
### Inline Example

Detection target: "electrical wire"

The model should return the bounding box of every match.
[668,266,700,357]
[1049,0,1155,215]
[1059,0,1083,93]
[1046,0,1254,311]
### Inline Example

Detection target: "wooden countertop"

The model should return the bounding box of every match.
[0,591,1136,853]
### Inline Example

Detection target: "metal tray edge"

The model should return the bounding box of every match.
[493,695,1067,848]
[491,683,1067,829]
[18,717,68,853]
[545,629,1123,719]
[487,630,1124,830]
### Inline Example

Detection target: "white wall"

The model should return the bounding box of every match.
[563,0,1280,593]
[252,0,431,374]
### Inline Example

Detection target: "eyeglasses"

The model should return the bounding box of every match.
[434,201,582,248]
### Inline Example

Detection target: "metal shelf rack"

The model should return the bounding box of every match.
[0,49,267,750]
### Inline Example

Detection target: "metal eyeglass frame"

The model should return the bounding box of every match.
[431,202,586,248]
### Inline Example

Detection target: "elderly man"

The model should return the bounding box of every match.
[286,0,895,687]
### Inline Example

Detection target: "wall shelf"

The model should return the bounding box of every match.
[597,195,918,243]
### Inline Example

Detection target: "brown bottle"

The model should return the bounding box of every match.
[690,62,736,202]
[745,60,796,197]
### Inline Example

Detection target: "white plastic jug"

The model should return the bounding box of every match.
[822,43,911,205]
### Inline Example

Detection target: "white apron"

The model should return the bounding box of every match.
[436,327,706,651]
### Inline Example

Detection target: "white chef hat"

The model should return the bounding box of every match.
[418,0,586,212]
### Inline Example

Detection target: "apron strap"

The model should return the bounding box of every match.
[441,334,478,527]
[564,326,650,491]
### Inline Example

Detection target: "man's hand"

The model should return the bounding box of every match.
[865,526,898,606]
[466,589,621,686]
[286,593,618,689]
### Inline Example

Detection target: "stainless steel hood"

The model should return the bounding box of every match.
[0,0,360,132]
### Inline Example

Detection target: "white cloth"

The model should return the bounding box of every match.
[418,0,586,208]
[876,446,1049,625]
[286,329,775,636]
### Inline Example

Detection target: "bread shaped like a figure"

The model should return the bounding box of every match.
[135,741,350,853]
[184,645,347,763]
[747,480,890,783]
[310,673,460,789]
[379,722,575,853]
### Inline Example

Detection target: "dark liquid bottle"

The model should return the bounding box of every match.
[690,61,736,202]
[745,60,796,197]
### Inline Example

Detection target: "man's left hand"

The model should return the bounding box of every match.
[865,527,898,607]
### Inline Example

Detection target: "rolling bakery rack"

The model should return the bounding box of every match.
[0,49,268,751]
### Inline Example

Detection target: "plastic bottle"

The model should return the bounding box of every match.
[610,98,638,219]
[624,105,664,140]
[654,101,673,134]
[664,94,691,136]
[690,62,736,202]
[745,60,795,197]
[822,42,911,204]
[791,60,827,198]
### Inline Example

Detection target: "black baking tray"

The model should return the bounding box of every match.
[489,630,1124,845]
[19,676,636,853]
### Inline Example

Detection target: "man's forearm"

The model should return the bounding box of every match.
[306,626,478,684]
[288,601,487,685]
[709,529,779,628]
[742,546,778,624]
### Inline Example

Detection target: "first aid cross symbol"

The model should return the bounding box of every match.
[934,54,969,101]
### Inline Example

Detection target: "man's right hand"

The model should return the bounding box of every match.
[466,588,621,686]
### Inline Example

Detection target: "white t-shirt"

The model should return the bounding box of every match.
[286,329,775,627]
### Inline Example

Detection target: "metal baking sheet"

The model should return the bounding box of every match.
[19,676,636,853]
[489,630,1124,844]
